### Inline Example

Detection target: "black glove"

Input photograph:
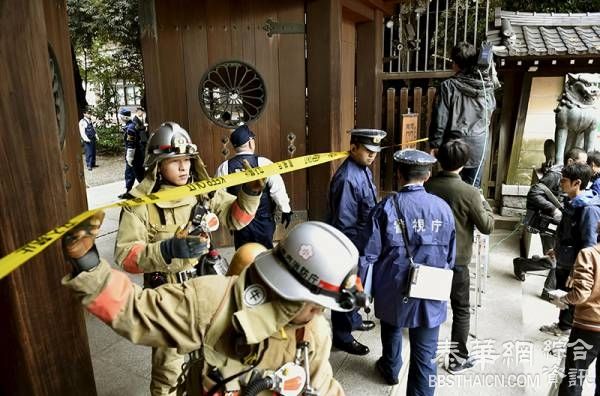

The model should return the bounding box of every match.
[62,211,104,274]
[160,234,209,263]
[281,211,293,229]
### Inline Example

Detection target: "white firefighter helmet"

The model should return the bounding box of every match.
[144,122,198,168]
[254,221,360,312]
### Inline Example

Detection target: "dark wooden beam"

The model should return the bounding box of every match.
[307,0,343,221]
[139,0,164,130]
[342,0,374,22]
[381,70,455,80]
[356,9,384,191]
[0,1,96,394]
[494,71,520,205]
[506,73,533,184]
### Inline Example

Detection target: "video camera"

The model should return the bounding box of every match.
[477,41,494,70]
[522,209,560,237]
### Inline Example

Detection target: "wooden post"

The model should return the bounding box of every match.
[306,0,342,221]
[506,74,533,184]
[356,8,384,192]
[494,71,519,205]
[0,1,96,395]
[383,88,396,192]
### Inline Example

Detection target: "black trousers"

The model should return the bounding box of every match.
[541,235,557,292]
[556,267,575,331]
[558,327,600,396]
[450,265,470,359]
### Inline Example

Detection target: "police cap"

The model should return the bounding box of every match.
[230,124,256,148]
[393,149,437,166]
[349,129,387,153]
[118,108,131,117]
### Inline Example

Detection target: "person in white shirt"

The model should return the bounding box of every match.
[215,124,293,248]
[79,111,98,171]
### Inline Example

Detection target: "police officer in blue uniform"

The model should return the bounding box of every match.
[359,149,455,394]
[327,128,386,355]
[118,108,145,199]
[215,124,293,248]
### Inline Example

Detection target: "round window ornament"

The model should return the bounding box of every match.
[198,61,266,129]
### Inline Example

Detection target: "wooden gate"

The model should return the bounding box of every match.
[381,84,437,193]
[139,0,306,243]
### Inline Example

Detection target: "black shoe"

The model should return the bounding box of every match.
[541,290,551,301]
[375,358,399,385]
[356,320,376,331]
[333,339,370,355]
[92,164,99,168]
[118,192,133,200]
[447,356,476,374]
[513,261,525,281]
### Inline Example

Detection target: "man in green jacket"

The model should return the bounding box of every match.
[425,139,494,374]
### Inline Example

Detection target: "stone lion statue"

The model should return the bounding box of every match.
[554,73,600,165]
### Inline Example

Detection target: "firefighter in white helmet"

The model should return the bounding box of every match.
[114,121,264,395]
[63,218,368,395]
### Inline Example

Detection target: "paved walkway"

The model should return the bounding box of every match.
[85,182,596,395]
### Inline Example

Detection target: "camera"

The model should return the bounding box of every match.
[522,210,560,237]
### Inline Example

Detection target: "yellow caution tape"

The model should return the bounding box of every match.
[380,137,429,149]
[0,151,347,279]
[0,137,428,280]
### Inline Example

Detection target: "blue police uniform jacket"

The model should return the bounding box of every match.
[327,157,378,247]
[123,120,140,149]
[359,185,456,328]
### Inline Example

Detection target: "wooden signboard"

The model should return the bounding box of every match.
[401,113,419,148]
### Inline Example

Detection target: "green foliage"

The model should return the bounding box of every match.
[67,0,144,144]
[96,124,123,155]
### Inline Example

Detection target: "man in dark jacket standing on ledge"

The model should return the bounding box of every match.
[428,42,496,187]
[425,139,494,374]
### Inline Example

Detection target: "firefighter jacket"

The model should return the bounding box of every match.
[115,162,260,280]
[62,262,344,395]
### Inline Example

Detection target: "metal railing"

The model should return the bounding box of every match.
[383,0,491,74]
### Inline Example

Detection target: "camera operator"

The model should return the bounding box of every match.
[521,147,587,299]
[540,163,600,337]
[428,42,496,187]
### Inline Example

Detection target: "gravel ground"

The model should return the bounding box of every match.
[83,154,125,187]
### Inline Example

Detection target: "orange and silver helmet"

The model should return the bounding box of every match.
[254,222,362,312]
[144,122,198,168]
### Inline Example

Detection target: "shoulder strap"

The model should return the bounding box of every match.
[146,203,166,225]
[537,182,563,209]
[391,197,417,300]
[391,197,414,263]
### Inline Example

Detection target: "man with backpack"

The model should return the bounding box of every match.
[215,124,293,249]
